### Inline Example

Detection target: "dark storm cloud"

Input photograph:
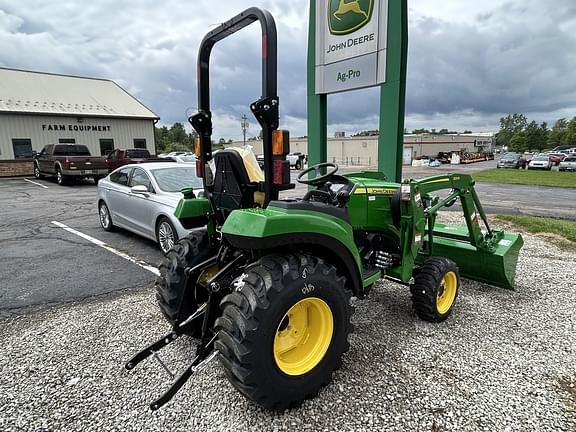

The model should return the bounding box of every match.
[0,0,575,137]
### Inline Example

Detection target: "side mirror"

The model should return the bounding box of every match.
[131,185,149,195]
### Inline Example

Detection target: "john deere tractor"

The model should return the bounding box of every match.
[126,8,523,411]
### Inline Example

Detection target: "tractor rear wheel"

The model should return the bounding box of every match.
[215,254,353,410]
[411,257,460,322]
[155,229,217,337]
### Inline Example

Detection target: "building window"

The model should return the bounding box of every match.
[12,139,33,159]
[133,139,146,149]
[100,139,114,156]
[59,138,76,144]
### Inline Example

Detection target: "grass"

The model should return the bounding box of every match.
[496,215,576,248]
[473,168,576,188]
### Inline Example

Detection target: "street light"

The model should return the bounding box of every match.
[241,114,249,146]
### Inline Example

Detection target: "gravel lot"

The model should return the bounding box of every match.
[1,215,575,432]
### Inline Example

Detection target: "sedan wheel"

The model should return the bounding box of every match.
[99,202,114,232]
[157,218,177,253]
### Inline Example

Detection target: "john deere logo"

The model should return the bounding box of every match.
[328,0,374,35]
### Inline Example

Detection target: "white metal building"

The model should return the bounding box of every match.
[226,133,495,166]
[0,68,159,161]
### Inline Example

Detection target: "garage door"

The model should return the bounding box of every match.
[403,147,413,165]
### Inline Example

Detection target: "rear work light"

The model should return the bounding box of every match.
[272,130,290,156]
[194,137,201,158]
[195,158,204,178]
[273,159,290,185]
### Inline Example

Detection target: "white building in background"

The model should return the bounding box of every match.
[0,68,159,162]
[227,132,495,166]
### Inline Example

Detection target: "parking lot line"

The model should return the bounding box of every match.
[24,178,49,189]
[51,221,161,276]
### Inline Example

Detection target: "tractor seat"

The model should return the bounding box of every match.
[212,149,258,215]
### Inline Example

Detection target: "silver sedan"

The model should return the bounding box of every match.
[97,162,203,253]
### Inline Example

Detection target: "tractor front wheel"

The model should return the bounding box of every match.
[411,257,460,322]
[215,254,353,410]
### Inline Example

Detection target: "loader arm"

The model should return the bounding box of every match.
[412,174,500,252]
[405,174,523,290]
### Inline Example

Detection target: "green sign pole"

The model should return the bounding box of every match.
[378,0,408,182]
[307,0,327,168]
[307,0,408,182]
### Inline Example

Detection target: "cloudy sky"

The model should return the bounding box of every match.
[1,0,575,140]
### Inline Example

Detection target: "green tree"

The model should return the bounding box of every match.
[496,114,528,148]
[548,118,569,147]
[536,122,549,152]
[525,121,539,152]
[509,132,527,152]
[566,117,576,145]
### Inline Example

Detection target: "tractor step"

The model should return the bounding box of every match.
[362,267,382,287]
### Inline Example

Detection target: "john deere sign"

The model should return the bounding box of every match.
[328,0,374,35]
[316,0,388,94]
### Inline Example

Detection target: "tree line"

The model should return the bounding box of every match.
[154,122,234,154]
[496,114,576,153]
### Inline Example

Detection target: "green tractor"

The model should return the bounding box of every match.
[126,8,523,411]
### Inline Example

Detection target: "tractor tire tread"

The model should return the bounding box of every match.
[410,257,460,323]
[155,229,216,336]
[215,253,353,410]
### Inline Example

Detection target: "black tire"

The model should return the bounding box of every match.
[295,160,302,170]
[411,257,460,323]
[33,163,44,179]
[98,201,114,232]
[155,230,217,336]
[56,167,68,185]
[215,254,353,410]
[156,217,178,254]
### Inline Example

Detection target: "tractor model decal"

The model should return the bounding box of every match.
[328,0,374,35]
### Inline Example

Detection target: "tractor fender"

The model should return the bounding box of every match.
[221,207,364,296]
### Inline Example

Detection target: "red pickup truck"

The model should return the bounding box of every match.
[33,144,108,185]
[105,148,158,172]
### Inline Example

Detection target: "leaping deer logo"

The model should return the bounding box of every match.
[333,0,369,21]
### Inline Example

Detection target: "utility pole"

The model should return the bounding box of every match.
[241,115,249,146]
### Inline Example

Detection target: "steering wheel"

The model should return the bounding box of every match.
[297,163,339,186]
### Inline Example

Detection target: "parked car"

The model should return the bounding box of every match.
[286,152,306,169]
[169,153,197,163]
[34,144,108,185]
[559,156,576,172]
[547,153,566,166]
[97,162,203,253]
[528,154,552,170]
[497,153,527,169]
[106,148,152,172]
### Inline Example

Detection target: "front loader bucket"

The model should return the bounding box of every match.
[425,223,524,290]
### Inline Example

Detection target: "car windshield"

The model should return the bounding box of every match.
[502,155,518,160]
[533,156,548,161]
[150,167,203,192]
[565,157,576,162]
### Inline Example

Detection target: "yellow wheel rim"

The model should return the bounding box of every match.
[436,271,457,314]
[273,297,334,376]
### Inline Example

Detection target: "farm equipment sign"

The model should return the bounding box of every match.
[315,0,388,94]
